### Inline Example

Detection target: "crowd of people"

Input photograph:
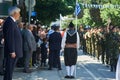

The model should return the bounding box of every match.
[15,20,63,72]
[0,6,120,80]
[79,22,120,72]
[0,6,80,80]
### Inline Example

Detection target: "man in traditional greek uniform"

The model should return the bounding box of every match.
[61,22,80,79]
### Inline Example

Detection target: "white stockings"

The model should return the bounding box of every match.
[66,65,75,76]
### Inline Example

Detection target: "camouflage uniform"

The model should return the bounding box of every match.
[85,30,92,55]
[83,31,87,54]
[105,31,112,65]
[101,31,106,64]
[91,32,96,57]
[110,32,119,71]
[96,32,102,61]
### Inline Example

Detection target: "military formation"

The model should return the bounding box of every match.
[78,23,120,72]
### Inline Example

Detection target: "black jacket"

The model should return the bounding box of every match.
[49,32,62,50]
[3,17,23,58]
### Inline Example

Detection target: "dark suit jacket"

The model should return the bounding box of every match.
[3,17,23,58]
[40,42,47,54]
[49,32,62,50]
[22,29,36,52]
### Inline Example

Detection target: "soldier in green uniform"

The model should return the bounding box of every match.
[84,28,92,55]
[91,28,96,58]
[109,27,119,71]
[95,28,102,61]
[78,25,85,52]
[82,29,87,54]
[100,27,106,64]
[104,19,113,66]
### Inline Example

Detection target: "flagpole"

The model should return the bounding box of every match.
[60,14,62,30]
[75,14,78,30]
[75,0,78,78]
[76,0,78,31]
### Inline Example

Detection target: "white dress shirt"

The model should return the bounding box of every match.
[10,16,16,22]
[61,31,80,51]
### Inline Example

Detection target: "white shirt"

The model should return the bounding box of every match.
[28,29,32,33]
[10,16,16,22]
[61,31,80,51]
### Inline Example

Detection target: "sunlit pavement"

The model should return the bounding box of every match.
[0,50,115,80]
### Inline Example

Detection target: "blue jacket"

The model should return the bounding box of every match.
[49,32,62,50]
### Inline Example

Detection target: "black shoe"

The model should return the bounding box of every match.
[70,76,75,79]
[44,63,47,67]
[23,69,32,73]
[53,66,57,68]
[64,75,70,78]
[58,68,62,70]
[48,68,52,70]
[40,63,43,67]
[110,68,113,72]
[0,72,4,75]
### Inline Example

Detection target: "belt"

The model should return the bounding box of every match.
[65,43,77,48]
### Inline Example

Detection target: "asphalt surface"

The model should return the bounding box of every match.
[0,50,116,80]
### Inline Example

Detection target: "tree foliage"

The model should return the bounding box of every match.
[34,0,120,27]
[35,0,75,25]
[76,9,93,26]
[77,0,120,27]
[100,4,120,26]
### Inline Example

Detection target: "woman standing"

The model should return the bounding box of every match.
[61,22,80,79]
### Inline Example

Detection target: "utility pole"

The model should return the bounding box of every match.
[28,0,31,24]
[75,0,78,30]
[25,0,36,24]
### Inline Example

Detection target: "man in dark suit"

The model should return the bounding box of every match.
[22,24,36,73]
[48,24,62,70]
[3,6,23,80]
[16,22,24,67]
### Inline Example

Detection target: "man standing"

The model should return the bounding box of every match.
[22,24,36,73]
[3,6,23,80]
[61,22,80,79]
[48,24,62,70]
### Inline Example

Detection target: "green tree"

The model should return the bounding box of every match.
[35,0,75,25]
[76,9,93,27]
[77,0,120,27]
[100,4,120,26]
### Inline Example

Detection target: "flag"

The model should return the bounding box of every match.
[60,14,64,21]
[75,3,81,16]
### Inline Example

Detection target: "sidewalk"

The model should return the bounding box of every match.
[0,50,116,80]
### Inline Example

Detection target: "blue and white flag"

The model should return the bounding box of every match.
[75,3,81,16]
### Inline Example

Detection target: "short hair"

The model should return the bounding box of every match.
[27,24,34,29]
[8,6,20,16]
[68,22,75,28]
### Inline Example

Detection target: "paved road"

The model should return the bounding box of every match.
[0,50,116,80]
